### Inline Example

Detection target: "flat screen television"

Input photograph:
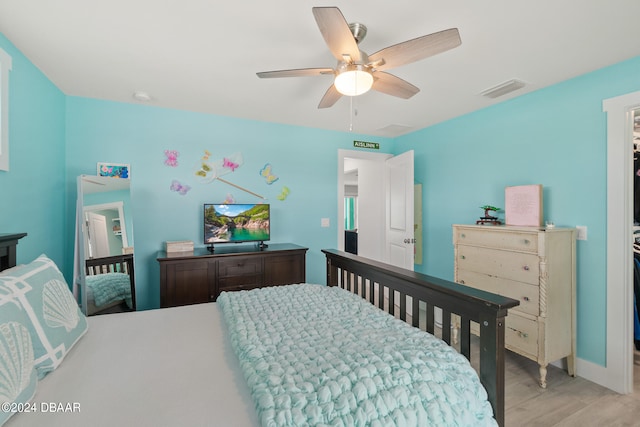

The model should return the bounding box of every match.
[204,203,270,251]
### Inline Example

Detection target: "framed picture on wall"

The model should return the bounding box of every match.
[97,162,130,179]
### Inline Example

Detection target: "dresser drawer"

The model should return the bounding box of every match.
[457,270,540,317]
[505,313,539,358]
[217,257,262,291]
[218,257,262,277]
[455,227,538,253]
[456,245,539,285]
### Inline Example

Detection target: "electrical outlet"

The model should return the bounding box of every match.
[576,225,587,241]
[321,218,330,228]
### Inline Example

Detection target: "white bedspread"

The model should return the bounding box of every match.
[5,303,258,427]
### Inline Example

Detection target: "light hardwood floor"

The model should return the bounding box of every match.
[499,347,640,426]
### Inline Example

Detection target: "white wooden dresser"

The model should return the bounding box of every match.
[452,224,576,388]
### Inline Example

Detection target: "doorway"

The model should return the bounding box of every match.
[604,90,640,394]
[337,149,414,270]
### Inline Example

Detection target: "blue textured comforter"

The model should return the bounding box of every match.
[85,272,132,308]
[218,284,497,427]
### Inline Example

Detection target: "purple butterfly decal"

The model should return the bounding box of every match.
[222,157,239,172]
[170,180,191,195]
[164,150,179,167]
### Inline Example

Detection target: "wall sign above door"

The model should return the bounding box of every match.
[353,140,379,150]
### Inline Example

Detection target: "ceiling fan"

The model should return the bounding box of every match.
[257,7,461,109]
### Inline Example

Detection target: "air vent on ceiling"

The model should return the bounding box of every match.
[376,124,414,137]
[480,79,526,99]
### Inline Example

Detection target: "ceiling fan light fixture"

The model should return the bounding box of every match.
[334,65,373,96]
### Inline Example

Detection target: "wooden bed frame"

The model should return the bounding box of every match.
[322,249,519,427]
[85,253,137,311]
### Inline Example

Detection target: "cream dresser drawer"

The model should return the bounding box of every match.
[505,313,539,358]
[454,227,538,253]
[453,224,576,388]
[456,245,540,285]
[456,269,539,317]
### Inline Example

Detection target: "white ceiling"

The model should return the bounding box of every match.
[1,1,639,137]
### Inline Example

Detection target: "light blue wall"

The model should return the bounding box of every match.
[0,34,66,268]
[64,97,394,310]
[397,56,640,366]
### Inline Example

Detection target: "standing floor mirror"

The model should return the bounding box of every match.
[75,175,136,315]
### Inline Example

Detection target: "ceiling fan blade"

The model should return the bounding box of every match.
[312,7,361,63]
[371,72,420,99]
[257,68,335,78]
[368,28,461,71]
[318,84,342,109]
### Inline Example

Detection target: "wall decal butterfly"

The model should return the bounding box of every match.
[170,180,191,195]
[259,163,279,185]
[222,157,239,172]
[164,150,179,167]
[224,193,235,204]
[277,186,290,201]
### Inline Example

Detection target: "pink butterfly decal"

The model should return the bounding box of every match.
[170,180,191,195]
[164,150,179,167]
[224,193,235,204]
[222,157,239,172]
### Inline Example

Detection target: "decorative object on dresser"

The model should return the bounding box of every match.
[504,184,543,226]
[0,232,27,270]
[157,243,308,307]
[165,240,194,254]
[477,205,502,225]
[453,224,576,388]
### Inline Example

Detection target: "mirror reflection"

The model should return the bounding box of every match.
[76,175,136,316]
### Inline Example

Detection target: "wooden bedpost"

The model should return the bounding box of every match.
[479,312,507,427]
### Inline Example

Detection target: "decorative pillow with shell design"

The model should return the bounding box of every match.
[0,290,38,426]
[0,254,88,380]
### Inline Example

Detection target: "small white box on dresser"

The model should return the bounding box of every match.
[452,224,576,388]
[165,240,194,253]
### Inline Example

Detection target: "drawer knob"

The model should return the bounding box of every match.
[459,280,465,284]
[460,255,466,260]
[523,296,530,302]
[523,265,530,271]
[518,331,529,339]
[523,239,530,244]
[460,233,466,238]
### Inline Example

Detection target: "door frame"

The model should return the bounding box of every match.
[602,90,640,393]
[338,149,392,261]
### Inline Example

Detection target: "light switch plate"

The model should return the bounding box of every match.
[576,225,587,240]
[321,218,330,227]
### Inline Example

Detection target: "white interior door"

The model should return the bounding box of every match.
[338,149,414,270]
[86,211,110,259]
[385,150,415,271]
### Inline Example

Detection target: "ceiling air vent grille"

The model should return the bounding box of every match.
[480,79,526,99]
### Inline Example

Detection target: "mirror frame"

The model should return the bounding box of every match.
[74,175,134,315]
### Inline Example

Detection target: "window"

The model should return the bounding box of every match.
[0,47,12,171]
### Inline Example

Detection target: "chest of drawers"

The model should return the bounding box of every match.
[453,224,576,388]
[157,243,308,307]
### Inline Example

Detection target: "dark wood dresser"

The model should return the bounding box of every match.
[157,243,308,308]
[0,233,27,271]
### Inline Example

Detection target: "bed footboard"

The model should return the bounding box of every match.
[322,249,519,427]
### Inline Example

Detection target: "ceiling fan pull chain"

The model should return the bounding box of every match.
[349,95,353,131]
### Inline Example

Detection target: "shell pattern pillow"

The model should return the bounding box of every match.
[0,254,88,379]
